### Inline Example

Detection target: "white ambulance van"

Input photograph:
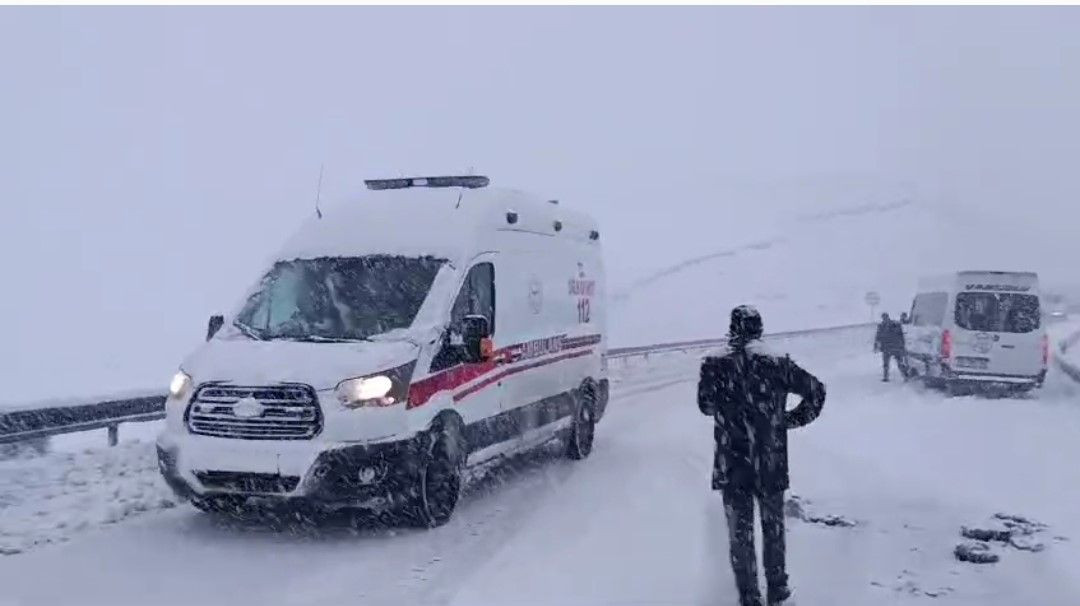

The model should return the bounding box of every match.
[157,176,608,526]
[905,271,1047,395]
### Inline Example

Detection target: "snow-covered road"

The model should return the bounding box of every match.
[1,329,1079,606]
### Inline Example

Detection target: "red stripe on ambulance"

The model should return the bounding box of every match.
[407,334,600,409]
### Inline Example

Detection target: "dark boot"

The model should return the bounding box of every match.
[767,585,792,605]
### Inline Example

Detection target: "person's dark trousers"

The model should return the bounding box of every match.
[722,489,789,606]
[897,351,910,379]
[882,352,895,381]
[882,351,909,381]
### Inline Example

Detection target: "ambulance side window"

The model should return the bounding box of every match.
[450,263,496,333]
[431,263,496,372]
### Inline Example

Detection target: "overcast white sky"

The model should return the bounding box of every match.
[2,7,1079,402]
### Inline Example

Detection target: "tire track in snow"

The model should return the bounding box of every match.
[612,198,914,305]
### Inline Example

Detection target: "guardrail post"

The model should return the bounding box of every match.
[107,424,119,447]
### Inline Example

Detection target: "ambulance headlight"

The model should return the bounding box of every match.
[337,375,392,405]
[169,371,193,400]
[335,362,415,409]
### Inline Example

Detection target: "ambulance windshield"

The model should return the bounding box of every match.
[233,255,446,342]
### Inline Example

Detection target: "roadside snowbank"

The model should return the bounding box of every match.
[1058,326,1080,374]
[0,441,177,555]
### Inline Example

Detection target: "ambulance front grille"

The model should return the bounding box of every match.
[186,384,322,440]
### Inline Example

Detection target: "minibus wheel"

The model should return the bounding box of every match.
[566,389,597,460]
[1009,384,1037,398]
[945,380,968,398]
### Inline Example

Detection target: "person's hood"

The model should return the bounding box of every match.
[180,335,421,392]
[728,304,763,343]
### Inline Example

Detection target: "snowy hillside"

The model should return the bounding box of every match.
[608,190,1044,347]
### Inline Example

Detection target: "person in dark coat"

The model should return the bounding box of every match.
[698,306,827,606]
[874,313,908,382]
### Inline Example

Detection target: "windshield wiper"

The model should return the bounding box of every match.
[233,321,266,341]
[278,335,372,343]
[368,330,423,348]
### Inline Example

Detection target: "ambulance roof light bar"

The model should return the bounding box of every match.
[364,175,490,191]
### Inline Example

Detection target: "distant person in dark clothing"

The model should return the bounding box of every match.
[874,313,908,382]
[698,306,827,606]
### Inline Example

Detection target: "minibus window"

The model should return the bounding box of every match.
[912,292,948,326]
[234,255,445,341]
[955,292,1040,334]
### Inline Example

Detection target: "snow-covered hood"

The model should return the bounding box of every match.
[180,336,420,392]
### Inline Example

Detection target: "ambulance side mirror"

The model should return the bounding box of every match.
[461,314,492,363]
[207,315,225,341]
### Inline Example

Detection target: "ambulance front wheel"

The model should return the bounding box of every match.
[410,422,464,528]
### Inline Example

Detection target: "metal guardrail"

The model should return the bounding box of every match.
[0,395,166,447]
[606,322,873,359]
[1054,330,1080,384]
[0,323,872,448]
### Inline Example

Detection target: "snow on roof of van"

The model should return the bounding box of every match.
[918,271,1040,292]
[956,270,1038,278]
[275,185,598,264]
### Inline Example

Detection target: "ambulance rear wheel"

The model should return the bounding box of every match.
[566,390,596,460]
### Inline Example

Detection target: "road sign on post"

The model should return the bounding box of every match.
[865,291,881,321]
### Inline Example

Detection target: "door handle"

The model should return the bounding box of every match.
[1000,345,1016,349]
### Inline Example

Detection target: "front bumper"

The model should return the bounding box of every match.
[157,433,425,511]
